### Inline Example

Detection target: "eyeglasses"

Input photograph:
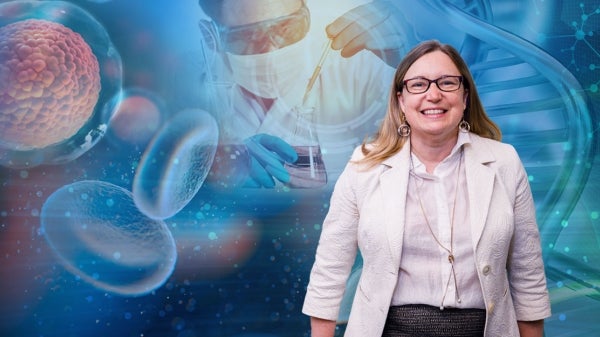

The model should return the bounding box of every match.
[402,75,463,94]
[217,3,310,55]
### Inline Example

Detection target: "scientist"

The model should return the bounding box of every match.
[197,0,405,188]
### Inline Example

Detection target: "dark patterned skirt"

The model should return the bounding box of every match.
[381,304,486,337]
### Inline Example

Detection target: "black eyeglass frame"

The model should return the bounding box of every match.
[402,75,464,94]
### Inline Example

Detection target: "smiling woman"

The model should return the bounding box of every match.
[2,1,597,336]
[398,51,469,165]
[303,40,550,337]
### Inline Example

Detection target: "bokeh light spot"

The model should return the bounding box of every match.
[106,88,164,148]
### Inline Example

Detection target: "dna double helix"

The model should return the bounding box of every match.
[339,0,597,325]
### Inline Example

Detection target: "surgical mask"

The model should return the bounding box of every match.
[225,37,310,99]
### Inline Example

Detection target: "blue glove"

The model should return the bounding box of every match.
[326,0,408,67]
[243,134,298,188]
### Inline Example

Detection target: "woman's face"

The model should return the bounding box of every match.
[398,50,468,144]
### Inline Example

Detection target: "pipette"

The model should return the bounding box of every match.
[302,39,332,104]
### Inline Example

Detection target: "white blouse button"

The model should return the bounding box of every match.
[482,265,491,275]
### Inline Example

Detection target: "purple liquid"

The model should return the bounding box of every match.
[285,146,327,188]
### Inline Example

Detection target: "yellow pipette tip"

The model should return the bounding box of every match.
[303,39,332,105]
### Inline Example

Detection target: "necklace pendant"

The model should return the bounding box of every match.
[448,254,454,263]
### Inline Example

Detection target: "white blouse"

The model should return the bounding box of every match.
[391,133,486,309]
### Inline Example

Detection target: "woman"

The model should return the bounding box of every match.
[302,40,551,337]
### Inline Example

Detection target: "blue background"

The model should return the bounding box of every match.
[0,0,598,336]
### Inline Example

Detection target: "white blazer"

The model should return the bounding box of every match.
[302,133,551,337]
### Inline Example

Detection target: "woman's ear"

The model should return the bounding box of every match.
[463,89,469,109]
[397,91,405,113]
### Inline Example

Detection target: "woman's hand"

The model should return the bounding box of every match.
[517,319,544,337]
[310,316,337,337]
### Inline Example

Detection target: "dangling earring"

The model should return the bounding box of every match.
[459,119,470,133]
[398,114,411,137]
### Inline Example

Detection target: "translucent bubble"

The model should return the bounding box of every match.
[105,87,166,149]
[40,180,176,296]
[0,1,122,169]
[133,109,219,220]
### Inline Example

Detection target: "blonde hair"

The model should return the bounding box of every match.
[357,40,501,168]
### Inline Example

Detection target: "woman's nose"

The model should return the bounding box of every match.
[425,84,443,100]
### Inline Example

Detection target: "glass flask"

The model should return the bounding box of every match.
[284,105,327,188]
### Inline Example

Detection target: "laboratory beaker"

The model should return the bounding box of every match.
[285,105,327,188]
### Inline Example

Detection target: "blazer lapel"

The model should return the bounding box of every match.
[380,144,411,269]
[377,136,496,265]
[464,137,496,247]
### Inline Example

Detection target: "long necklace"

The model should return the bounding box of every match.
[409,148,463,310]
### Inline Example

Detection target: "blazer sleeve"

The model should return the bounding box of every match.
[302,159,361,321]
[506,147,552,321]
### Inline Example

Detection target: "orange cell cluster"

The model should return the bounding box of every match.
[0,19,101,150]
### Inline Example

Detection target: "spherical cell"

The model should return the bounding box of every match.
[0,18,101,150]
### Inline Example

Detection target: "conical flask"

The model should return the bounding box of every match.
[284,101,327,188]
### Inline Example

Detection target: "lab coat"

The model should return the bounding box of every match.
[211,32,395,184]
